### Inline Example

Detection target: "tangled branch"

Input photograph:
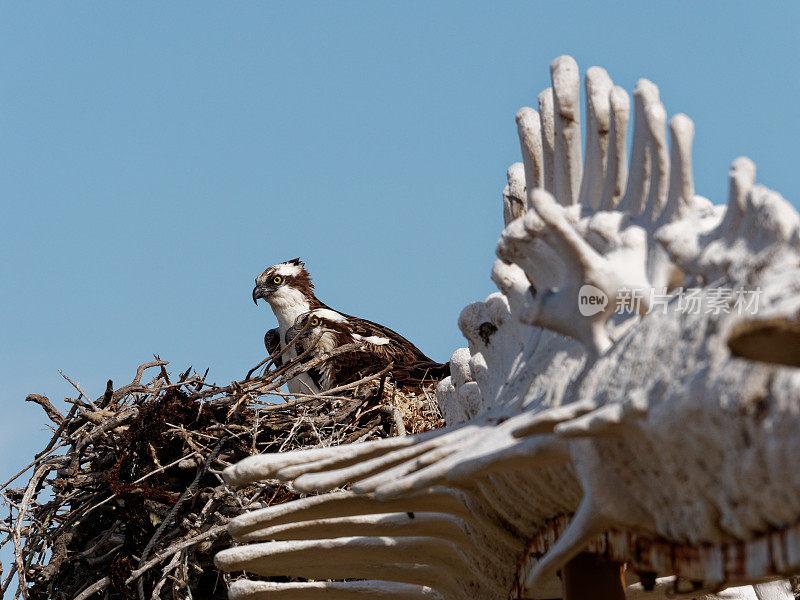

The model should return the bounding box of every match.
[1,346,442,599]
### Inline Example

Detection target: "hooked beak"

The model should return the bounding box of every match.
[284,325,298,345]
[252,285,264,306]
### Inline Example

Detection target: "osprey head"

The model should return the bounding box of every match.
[285,308,350,354]
[252,258,315,309]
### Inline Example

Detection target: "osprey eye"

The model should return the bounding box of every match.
[273,276,282,285]
[310,317,319,327]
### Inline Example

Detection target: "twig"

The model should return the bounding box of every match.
[58,370,99,410]
[14,462,53,599]
[35,404,77,459]
[379,405,407,436]
[149,551,181,599]
[24,395,64,425]
[1,564,16,597]
[111,360,169,401]
[73,576,110,600]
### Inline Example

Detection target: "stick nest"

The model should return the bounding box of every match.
[1,347,443,600]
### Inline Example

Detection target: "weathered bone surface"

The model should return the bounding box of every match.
[215,56,800,599]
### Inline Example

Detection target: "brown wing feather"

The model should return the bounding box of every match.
[391,360,450,385]
[289,307,435,392]
[264,327,283,367]
[344,315,432,363]
[325,350,388,389]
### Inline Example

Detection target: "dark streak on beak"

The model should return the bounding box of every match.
[252,286,262,306]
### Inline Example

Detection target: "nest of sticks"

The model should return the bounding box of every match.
[1,344,443,600]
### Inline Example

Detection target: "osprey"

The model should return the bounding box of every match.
[252,258,437,393]
[285,308,448,392]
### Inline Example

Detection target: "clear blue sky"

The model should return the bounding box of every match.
[1,2,798,486]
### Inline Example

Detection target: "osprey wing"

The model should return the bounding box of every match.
[391,359,451,388]
[345,315,432,364]
[321,349,388,390]
[263,327,283,367]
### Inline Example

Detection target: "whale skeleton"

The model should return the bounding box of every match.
[215,56,800,600]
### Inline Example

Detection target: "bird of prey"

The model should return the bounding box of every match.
[285,308,449,392]
[252,258,438,393]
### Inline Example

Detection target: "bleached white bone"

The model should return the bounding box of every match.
[235,511,473,543]
[226,580,447,600]
[521,188,651,355]
[307,428,477,494]
[515,109,543,193]
[502,162,526,226]
[640,99,669,222]
[550,55,583,206]
[496,201,564,292]
[223,428,451,487]
[537,87,555,195]
[578,66,613,211]
[599,86,630,211]
[227,488,471,537]
[524,495,613,587]
[434,378,468,425]
[617,80,659,217]
[489,260,537,346]
[448,347,472,387]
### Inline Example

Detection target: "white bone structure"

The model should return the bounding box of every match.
[215,56,800,600]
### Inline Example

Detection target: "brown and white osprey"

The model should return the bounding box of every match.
[251,258,436,393]
[285,308,448,392]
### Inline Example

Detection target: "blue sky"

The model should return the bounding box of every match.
[1,2,798,488]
